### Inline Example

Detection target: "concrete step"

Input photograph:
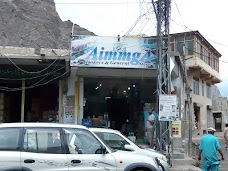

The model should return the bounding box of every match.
[173,155,196,166]
[173,150,185,159]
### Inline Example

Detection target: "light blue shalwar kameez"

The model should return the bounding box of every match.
[199,134,221,171]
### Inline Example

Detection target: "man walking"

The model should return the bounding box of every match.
[146,108,155,149]
[198,127,224,171]
[224,124,228,149]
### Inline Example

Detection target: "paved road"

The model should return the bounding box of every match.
[193,133,228,170]
[218,138,228,170]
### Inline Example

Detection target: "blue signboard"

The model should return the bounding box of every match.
[70,35,157,69]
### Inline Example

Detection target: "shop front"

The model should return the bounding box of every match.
[69,35,158,141]
[0,58,67,123]
[83,77,157,139]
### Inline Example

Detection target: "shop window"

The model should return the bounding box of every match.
[193,77,199,95]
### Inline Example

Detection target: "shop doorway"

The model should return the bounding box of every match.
[213,113,222,132]
[2,83,59,123]
[107,98,128,131]
[194,107,200,129]
[83,77,157,139]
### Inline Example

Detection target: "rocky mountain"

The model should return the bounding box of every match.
[211,85,221,99]
[0,0,95,50]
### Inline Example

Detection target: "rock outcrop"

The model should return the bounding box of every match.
[0,0,95,49]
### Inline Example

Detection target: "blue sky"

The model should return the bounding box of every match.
[54,0,228,97]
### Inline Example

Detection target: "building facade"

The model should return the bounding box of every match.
[212,97,228,131]
[0,46,69,123]
[65,35,185,142]
[170,31,221,132]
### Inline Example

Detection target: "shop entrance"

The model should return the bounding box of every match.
[83,77,157,140]
[213,113,222,132]
[107,97,128,131]
[1,83,59,123]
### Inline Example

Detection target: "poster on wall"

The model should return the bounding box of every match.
[70,35,157,69]
[172,120,181,138]
[64,106,75,124]
[159,94,177,121]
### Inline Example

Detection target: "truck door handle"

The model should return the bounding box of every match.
[71,160,81,164]
[24,159,35,163]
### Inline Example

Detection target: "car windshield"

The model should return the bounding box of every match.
[94,131,133,151]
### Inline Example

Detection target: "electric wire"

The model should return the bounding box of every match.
[0,50,68,74]
[171,0,228,48]
[27,57,64,87]
[0,66,66,81]
[0,68,70,91]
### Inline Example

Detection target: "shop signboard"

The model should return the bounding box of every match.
[158,94,178,121]
[70,35,157,69]
[172,120,181,138]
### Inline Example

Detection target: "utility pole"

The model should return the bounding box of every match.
[152,0,172,165]
[183,46,193,156]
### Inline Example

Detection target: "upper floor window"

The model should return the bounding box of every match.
[206,83,211,99]
[202,80,204,96]
[203,47,209,64]
[211,53,214,69]
[214,58,219,72]
[170,43,175,51]
[176,42,184,56]
[193,77,199,95]
[196,39,201,58]
[185,41,194,55]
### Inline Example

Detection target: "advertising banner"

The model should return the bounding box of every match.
[172,120,181,138]
[70,35,157,69]
[158,94,178,121]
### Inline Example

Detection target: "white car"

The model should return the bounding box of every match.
[90,127,169,171]
[0,122,159,171]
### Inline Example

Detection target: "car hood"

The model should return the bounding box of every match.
[137,147,165,160]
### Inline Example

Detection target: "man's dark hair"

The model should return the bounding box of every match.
[226,123,228,127]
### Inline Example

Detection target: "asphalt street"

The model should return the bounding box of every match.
[218,138,228,171]
[193,133,228,170]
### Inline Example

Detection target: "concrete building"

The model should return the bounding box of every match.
[0,46,69,123]
[0,31,221,141]
[170,31,221,133]
[212,97,228,131]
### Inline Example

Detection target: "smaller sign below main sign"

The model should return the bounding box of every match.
[64,106,75,124]
[159,94,178,121]
[172,120,181,138]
